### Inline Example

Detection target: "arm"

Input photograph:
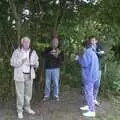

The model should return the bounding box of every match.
[41,48,56,60]
[79,50,91,68]
[30,50,39,68]
[10,49,23,68]
[96,43,105,56]
[57,52,64,65]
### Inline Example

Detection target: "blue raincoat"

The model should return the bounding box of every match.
[78,48,99,84]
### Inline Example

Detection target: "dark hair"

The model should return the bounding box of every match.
[87,35,97,47]
[82,40,89,48]
[88,35,96,40]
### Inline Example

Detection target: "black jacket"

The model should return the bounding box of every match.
[42,47,64,69]
[96,42,104,70]
[96,42,103,59]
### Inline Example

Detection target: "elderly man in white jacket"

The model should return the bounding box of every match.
[10,36,39,119]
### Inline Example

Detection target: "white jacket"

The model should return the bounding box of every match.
[10,48,39,81]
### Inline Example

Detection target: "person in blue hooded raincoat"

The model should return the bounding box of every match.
[76,40,99,117]
[88,36,105,105]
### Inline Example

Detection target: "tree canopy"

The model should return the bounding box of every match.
[0,0,120,100]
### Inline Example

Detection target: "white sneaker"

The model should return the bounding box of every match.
[18,112,23,119]
[94,100,100,106]
[25,108,35,115]
[80,105,89,111]
[54,96,60,102]
[43,96,49,101]
[83,111,96,117]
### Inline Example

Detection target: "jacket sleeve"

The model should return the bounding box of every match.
[41,48,50,58]
[41,48,52,59]
[42,48,60,60]
[10,49,23,68]
[30,50,39,68]
[96,43,104,56]
[79,51,91,68]
[57,52,64,65]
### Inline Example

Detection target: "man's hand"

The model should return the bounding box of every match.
[22,58,27,63]
[56,49,61,55]
[97,51,105,55]
[50,49,61,57]
[75,55,79,61]
[55,49,61,57]
[50,49,56,55]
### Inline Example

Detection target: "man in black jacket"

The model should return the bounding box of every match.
[42,37,64,101]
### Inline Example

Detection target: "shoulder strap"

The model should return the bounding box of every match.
[29,49,33,59]
[29,49,33,71]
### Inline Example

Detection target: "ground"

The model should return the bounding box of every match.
[0,88,119,120]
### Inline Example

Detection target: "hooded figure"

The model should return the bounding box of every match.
[77,40,99,117]
[79,43,99,84]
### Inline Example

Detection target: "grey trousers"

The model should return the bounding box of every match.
[15,74,33,113]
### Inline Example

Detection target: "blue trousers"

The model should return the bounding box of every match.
[44,68,60,97]
[84,82,95,112]
[83,70,102,110]
[83,70,101,104]
[93,70,101,100]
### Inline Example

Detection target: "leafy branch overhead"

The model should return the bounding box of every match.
[0,0,120,100]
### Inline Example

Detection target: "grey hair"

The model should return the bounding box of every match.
[21,36,31,44]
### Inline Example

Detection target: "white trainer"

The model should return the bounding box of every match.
[18,112,23,119]
[43,96,49,101]
[54,96,60,102]
[83,111,96,117]
[25,108,35,115]
[80,105,89,111]
[94,100,100,106]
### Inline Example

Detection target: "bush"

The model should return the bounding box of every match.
[0,56,15,102]
[101,60,120,95]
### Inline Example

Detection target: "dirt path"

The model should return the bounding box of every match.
[0,88,118,120]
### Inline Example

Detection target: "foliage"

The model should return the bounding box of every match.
[0,0,120,100]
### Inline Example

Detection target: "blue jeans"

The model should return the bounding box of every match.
[44,68,60,97]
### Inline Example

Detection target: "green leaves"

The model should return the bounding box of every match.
[1,0,120,100]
